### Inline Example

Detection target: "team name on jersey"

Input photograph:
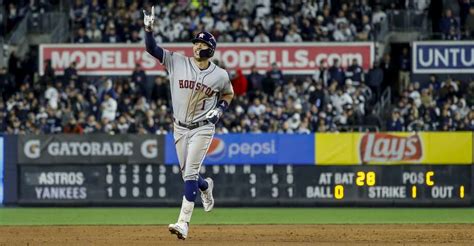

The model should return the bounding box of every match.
[178,79,215,97]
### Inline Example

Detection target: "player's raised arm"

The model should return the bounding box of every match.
[143,6,164,63]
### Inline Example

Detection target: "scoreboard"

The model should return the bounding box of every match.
[18,164,471,206]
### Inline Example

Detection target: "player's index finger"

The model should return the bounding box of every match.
[152,6,154,15]
[142,9,146,16]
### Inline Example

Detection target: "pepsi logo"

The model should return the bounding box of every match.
[206,137,226,160]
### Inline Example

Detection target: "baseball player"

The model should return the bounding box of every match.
[143,7,234,240]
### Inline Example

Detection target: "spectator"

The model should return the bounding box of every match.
[63,118,84,134]
[116,115,130,134]
[446,26,461,40]
[284,25,303,42]
[367,61,383,101]
[300,18,315,41]
[102,26,122,43]
[231,68,248,96]
[86,18,102,42]
[309,81,326,111]
[44,82,59,110]
[346,58,364,86]
[439,9,459,38]
[43,59,55,81]
[372,5,387,25]
[75,27,91,43]
[270,22,286,41]
[151,76,169,103]
[465,6,474,39]
[386,110,404,131]
[247,66,264,94]
[248,98,266,116]
[83,115,101,133]
[380,53,396,97]
[363,107,382,130]
[253,30,270,43]
[328,58,345,86]
[63,61,78,85]
[0,67,15,98]
[313,60,330,86]
[356,14,372,41]
[333,22,354,41]
[69,0,88,27]
[398,47,411,95]
[6,3,20,33]
[215,15,231,33]
[131,63,148,97]
[8,52,20,83]
[101,91,117,121]
[266,62,284,87]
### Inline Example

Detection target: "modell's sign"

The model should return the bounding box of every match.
[39,43,373,76]
[359,133,423,164]
[18,135,164,164]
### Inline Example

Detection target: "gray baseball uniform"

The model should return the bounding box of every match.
[160,49,232,180]
[144,9,227,239]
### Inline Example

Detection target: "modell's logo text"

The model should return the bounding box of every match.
[360,133,422,163]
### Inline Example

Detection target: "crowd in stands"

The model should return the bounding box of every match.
[68,0,474,44]
[1,48,473,135]
[70,0,386,44]
[1,0,53,36]
[437,4,474,40]
[1,0,473,135]
[386,74,474,131]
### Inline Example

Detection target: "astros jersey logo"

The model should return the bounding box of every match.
[206,137,226,160]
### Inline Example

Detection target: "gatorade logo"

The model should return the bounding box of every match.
[141,139,158,159]
[207,137,277,161]
[24,140,41,159]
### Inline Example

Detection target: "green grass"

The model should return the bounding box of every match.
[1,208,474,225]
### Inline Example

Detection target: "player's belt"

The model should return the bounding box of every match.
[176,120,210,130]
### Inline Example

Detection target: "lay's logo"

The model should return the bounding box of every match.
[206,137,226,160]
[359,133,423,163]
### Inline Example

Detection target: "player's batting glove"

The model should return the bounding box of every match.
[206,108,223,124]
[143,6,155,31]
[206,100,229,124]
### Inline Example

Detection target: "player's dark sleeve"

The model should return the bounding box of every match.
[145,31,164,63]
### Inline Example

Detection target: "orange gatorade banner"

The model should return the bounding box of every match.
[315,132,473,165]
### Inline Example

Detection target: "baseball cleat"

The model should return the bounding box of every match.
[201,177,214,212]
[168,222,188,240]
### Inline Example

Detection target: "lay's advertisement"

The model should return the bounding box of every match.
[316,132,473,165]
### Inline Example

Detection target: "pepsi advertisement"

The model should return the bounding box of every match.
[165,134,315,165]
[412,41,474,74]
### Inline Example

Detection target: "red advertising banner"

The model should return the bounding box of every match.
[39,43,374,76]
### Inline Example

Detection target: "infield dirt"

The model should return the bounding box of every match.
[0,224,473,245]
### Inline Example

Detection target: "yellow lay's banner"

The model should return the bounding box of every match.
[315,132,473,165]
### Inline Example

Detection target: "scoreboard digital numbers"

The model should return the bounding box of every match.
[19,164,471,206]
